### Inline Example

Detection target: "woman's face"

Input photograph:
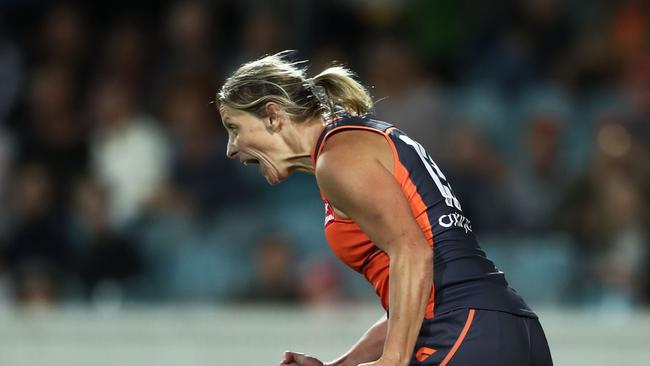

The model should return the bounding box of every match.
[220,106,290,185]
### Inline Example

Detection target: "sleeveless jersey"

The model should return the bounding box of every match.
[311,114,536,319]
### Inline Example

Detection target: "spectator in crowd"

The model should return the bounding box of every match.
[70,177,142,303]
[609,0,648,72]
[36,4,88,71]
[89,77,170,228]
[557,119,649,309]
[149,1,220,112]
[510,91,572,233]
[152,75,247,219]
[96,21,151,98]
[18,65,89,209]
[3,162,72,306]
[162,1,219,77]
[236,234,300,304]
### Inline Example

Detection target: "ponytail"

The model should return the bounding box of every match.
[218,51,373,121]
[312,66,373,117]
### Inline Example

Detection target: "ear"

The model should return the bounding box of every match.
[264,102,284,131]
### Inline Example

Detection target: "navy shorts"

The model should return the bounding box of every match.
[410,308,553,366]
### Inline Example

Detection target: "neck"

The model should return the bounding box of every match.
[285,116,326,174]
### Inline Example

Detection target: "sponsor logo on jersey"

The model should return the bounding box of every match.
[438,213,473,233]
[415,346,437,362]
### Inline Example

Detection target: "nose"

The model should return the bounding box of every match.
[226,140,238,159]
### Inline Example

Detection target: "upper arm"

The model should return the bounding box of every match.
[315,131,430,256]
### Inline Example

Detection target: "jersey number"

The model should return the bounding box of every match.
[398,134,462,210]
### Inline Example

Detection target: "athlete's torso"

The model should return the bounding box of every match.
[312,114,536,319]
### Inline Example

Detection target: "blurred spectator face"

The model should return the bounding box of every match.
[450,128,484,169]
[91,79,136,129]
[167,1,212,51]
[29,66,81,147]
[597,121,633,160]
[242,11,283,56]
[622,57,650,118]
[569,29,616,88]
[40,4,86,66]
[103,23,148,79]
[164,78,220,161]
[74,178,111,233]
[255,236,294,287]
[30,66,74,121]
[365,38,418,95]
[164,83,212,137]
[598,170,643,229]
[585,119,647,229]
[610,0,648,63]
[11,163,53,219]
[526,116,562,175]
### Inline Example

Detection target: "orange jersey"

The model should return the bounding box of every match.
[312,114,536,319]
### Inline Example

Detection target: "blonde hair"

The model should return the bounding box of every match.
[217,51,373,120]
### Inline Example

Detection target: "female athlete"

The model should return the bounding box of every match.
[217,51,553,366]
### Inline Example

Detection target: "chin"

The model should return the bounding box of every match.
[268,174,289,185]
[264,169,289,185]
[264,175,280,185]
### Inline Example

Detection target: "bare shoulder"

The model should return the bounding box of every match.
[314,129,426,251]
[315,129,393,179]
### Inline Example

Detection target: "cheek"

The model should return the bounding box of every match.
[243,131,277,153]
[238,134,260,151]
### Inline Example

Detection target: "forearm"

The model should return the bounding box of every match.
[326,315,387,366]
[382,247,433,365]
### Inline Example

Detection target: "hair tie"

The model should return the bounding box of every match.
[305,78,331,111]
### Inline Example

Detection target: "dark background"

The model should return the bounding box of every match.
[0,0,648,312]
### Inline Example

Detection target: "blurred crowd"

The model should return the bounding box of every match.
[0,0,648,310]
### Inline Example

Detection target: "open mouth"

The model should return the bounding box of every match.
[242,158,259,166]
